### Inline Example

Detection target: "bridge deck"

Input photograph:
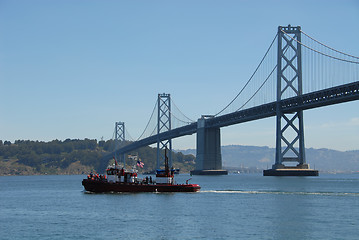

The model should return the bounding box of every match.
[114,81,359,155]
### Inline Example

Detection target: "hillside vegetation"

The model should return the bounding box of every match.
[0,139,195,176]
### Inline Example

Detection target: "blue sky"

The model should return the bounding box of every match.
[0,0,358,151]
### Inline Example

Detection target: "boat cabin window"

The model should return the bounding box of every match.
[107,169,120,175]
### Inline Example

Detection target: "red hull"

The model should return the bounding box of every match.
[82,179,201,193]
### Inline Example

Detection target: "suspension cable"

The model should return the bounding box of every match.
[300,30,359,59]
[281,30,359,64]
[125,129,135,142]
[170,97,195,123]
[214,33,278,116]
[171,112,193,124]
[236,65,277,111]
[136,99,158,141]
[150,125,157,136]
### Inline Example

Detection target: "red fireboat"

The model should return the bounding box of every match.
[82,150,200,193]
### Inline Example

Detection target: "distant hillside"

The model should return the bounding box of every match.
[2,140,357,175]
[180,145,359,173]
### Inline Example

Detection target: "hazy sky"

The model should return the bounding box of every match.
[1,0,358,151]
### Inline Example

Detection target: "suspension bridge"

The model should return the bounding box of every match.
[109,25,359,176]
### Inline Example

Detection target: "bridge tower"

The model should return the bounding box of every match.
[156,93,172,169]
[115,121,126,167]
[264,25,318,176]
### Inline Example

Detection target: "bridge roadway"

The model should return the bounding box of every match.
[114,81,359,155]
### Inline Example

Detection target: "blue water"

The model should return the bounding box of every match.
[1,173,359,239]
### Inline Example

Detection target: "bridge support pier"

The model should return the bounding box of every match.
[191,117,228,175]
[263,163,318,176]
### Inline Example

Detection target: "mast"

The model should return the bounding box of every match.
[165,148,169,177]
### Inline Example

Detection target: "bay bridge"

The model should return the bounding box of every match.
[109,25,359,176]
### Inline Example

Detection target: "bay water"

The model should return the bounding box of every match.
[1,173,358,239]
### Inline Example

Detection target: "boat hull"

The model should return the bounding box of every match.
[82,179,201,193]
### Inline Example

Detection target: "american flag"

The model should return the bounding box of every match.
[137,160,144,168]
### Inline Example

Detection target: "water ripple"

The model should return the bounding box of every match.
[202,190,359,196]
